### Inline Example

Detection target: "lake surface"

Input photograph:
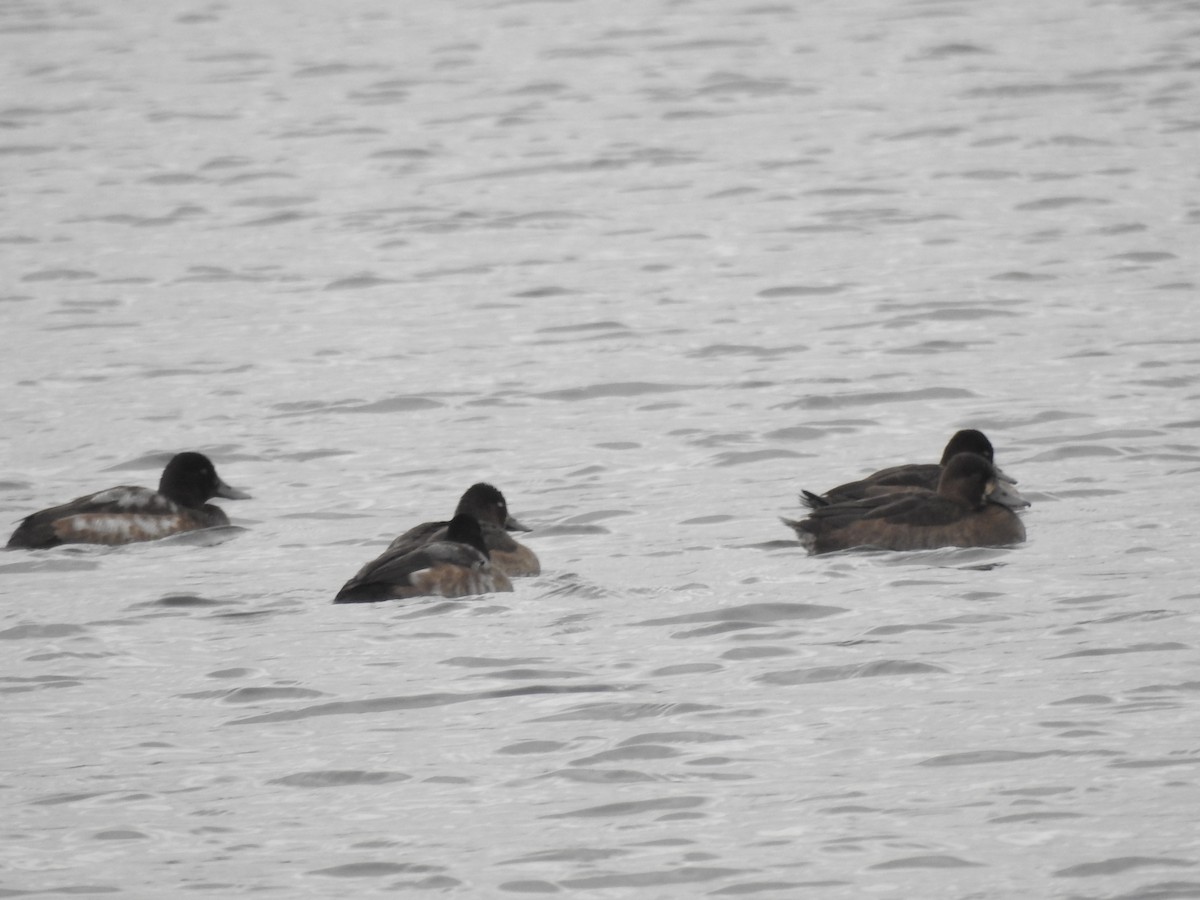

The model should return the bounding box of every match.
[3,0,1199,896]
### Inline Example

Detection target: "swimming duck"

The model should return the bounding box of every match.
[334,513,514,603]
[385,482,540,577]
[801,428,1016,508]
[6,452,250,549]
[783,452,1028,554]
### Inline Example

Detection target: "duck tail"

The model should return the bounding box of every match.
[799,490,828,510]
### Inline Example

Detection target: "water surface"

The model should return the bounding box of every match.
[3,0,1199,897]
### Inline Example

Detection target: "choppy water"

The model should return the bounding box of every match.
[3,0,1200,896]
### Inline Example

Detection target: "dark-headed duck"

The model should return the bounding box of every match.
[386,482,539,577]
[783,452,1028,554]
[802,429,1016,508]
[334,513,514,603]
[6,452,250,549]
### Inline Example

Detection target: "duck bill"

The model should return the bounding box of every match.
[504,514,531,532]
[988,479,1029,510]
[214,478,251,501]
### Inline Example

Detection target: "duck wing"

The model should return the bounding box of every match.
[816,463,942,504]
[385,519,448,553]
[335,540,489,603]
[8,486,171,548]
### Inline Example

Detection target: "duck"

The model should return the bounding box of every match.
[6,452,250,549]
[334,513,514,603]
[801,428,1016,508]
[385,482,540,577]
[782,452,1028,554]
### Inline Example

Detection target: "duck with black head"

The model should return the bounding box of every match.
[801,428,1018,508]
[783,452,1029,554]
[385,482,540,577]
[335,513,514,603]
[6,451,250,549]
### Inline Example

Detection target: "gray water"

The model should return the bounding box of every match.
[3,0,1200,896]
